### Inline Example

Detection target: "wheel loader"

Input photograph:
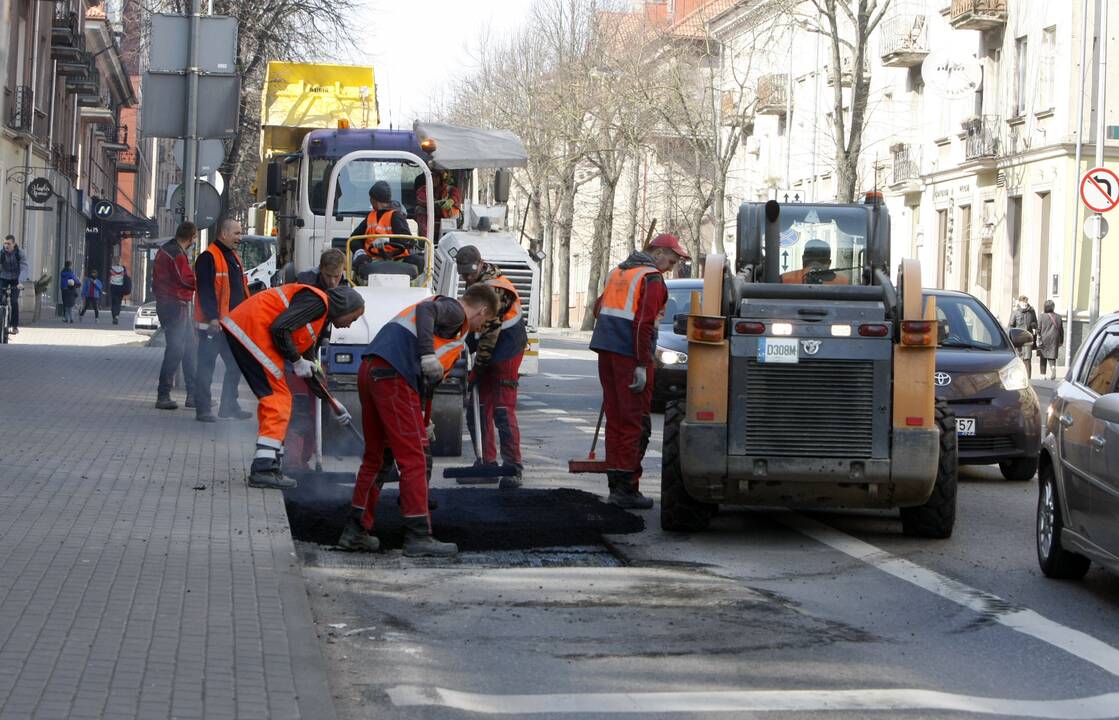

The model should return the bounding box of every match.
[662,195,957,537]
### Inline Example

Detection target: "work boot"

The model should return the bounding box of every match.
[337,519,381,552]
[247,457,295,490]
[219,406,253,420]
[184,394,196,409]
[155,397,178,410]
[402,517,458,558]
[498,464,523,490]
[607,473,654,510]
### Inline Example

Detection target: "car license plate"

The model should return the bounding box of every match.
[758,338,799,364]
[957,418,976,436]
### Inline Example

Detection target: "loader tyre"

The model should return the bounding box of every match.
[429,390,463,457]
[660,400,717,533]
[901,399,958,539]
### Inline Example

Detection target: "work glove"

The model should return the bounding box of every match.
[332,403,352,426]
[291,357,315,378]
[628,366,648,394]
[206,320,220,339]
[440,198,455,212]
[371,237,389,249]
[420,354,444,385]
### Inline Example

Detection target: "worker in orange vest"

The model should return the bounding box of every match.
[222,283,366,489]
[351,180,424,279]
[456,245,529,488]
[780,239,850,285]
[415,169,462,239]
[590,233,689,509]
[193,218,252,423]
[339,284,498,557]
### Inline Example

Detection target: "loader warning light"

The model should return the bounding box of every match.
[900,320,935,346]
[420,138,437,153]
[337,118,350,129]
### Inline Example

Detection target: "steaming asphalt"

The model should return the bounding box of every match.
[294,333,1119,719]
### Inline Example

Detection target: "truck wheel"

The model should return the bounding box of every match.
[429,391,463,457]
[901,399,958,539]
[1036,460,1091,579]
[999,457,1038,482]
[660,400,717,532]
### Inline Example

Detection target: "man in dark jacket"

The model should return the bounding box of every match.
[153,222,199,409]
[1037,299,1064,380]
[0,235,29,335]
[351,181,423,280]
[1009,295,1039,379]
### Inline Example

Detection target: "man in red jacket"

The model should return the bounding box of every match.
[153,222,198,410]
[590,233,688,509]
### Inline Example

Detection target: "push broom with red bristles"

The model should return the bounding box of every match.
[568,403,610,473]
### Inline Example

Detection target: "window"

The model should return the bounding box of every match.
[1014,36,1028,117]
[308,158,424,217]
[934,295,1006,350]
[1038,27,1056,110]
[663,287,700,327]
[771,205,871,286]
[958,205,971,291]
[1082,330,1119,395]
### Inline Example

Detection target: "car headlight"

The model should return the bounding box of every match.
[656,347,687,365]
[334,353,353,365]
[999,357,1030,391]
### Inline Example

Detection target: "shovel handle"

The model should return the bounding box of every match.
[589,403,605,459]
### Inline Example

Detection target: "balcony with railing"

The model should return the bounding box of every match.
[963,115,1000,163]
[889,143,922,191]
[115,148,139,172]
[102,124,129,151]
[880,15,929,67]
[826,55,871,87]
[949,0,1007,31]
[51,144,77,179]
[5,86,34,134]
[756,74,788,115]
[51,8,85,62]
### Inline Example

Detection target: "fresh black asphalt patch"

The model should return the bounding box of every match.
[282,470,644,551]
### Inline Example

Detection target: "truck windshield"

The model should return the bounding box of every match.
[774,206,870,286]
[239,236,274,271]
[309,157,425,218]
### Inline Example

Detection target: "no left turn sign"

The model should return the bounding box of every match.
[1080,167,1119,213]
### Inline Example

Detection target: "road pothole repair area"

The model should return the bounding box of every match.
[283,471,643,567]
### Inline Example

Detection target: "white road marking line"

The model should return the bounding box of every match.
[538,408,569,415]
[554,417,584,424]
[781,513,1119,678]
[387,686,1119,717]
[541,372,592,381]
[520,401,546,407]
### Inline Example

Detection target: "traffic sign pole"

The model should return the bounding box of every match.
[184,0,201,250]
[1089,0,1108,325]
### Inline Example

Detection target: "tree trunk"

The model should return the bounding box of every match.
[531,192,552,327]
[688,209,705,277]
[580,176,619,330]
[554,163,578,328]
[624,151,641,253]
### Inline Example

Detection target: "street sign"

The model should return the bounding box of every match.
[173,139,225,175]
[141,74,241,138]
[1084,214,1109,240]
[25,177,53,204]
[93,200,115,220]
[169,180,222,229]
[771,188,805,203]
[149,14,238,74]
[1079,167,1119,213]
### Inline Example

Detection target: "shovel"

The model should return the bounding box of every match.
[307,368,364,450]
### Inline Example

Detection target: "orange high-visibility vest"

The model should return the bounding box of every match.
[221,284,329,379]
[363,210,408,258]
[194,243,250,328]
[589,265,661,357]
[364,297,469,391]
[484,275,523,331]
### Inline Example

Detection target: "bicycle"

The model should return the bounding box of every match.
[0,282,10,344]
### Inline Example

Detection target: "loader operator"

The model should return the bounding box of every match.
[340,285,498,557]
[590,233,690,509]
[222,283,366,490]
[456,245,529,489]
[780,239,849,285]
[415,169,462,239]
[351,180,424,280]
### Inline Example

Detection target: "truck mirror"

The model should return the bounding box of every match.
[494,168,511,204]
[265,196,280,212]
[673,314,688,335]
[266,161,283,198]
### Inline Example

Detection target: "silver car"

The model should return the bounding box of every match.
[133,302,160,336]
[1037,311,1119,578]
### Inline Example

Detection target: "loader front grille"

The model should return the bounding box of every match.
[455,260,536,325]
[743,359,876,458]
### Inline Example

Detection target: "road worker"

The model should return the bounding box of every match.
[222,283,366,489]
[415,169,462,239]
[351,180,423,279]
[192,217,252,423]
[590,233,689,509]
[780,239,849,285]
[339,284,499,557]
[456,245,528,489]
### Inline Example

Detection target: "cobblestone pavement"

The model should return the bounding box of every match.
[0,327,335,720]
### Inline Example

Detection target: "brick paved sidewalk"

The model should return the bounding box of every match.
[0,332,336,720]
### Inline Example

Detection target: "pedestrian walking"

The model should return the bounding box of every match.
[1,234,29,335]
[192,218,253,423]
[108,259,131,325]
[341,286,497,557]
[1037,300,1064,380]
[590,233,690,509]
[1009,295,1038,379]
[60,261,79,323]
[456,245,529,489]
[221,283,365,489]
[153,222,199,410]
[79,269,103,321]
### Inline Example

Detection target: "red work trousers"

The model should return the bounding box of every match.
[352,357,430,531]
[477,352,523,466]
[597,350,654,488]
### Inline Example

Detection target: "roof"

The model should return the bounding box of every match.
[667,0,741,39]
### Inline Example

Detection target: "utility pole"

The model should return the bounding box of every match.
[1089,0,1108,324]
[1066,0,1091,367]
[184,0,201,248]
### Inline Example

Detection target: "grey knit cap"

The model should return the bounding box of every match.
[326,285,365,318]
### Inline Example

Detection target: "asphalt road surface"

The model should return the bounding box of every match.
[293,334,1119,719]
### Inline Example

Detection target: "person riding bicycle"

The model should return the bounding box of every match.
[0,235,29,335]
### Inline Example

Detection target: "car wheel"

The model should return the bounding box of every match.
[901,399,958,539]
[660,400,717,532]
[1036,462,1091,579]
[999,457,1038,482]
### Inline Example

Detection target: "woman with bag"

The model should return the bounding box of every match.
[1037,300,1064,380]
[108,259,131,325]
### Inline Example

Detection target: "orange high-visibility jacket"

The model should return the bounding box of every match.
[589,265,660,357]
[221,284,329,379]
[194,243,250,328]
[363,210,409,258]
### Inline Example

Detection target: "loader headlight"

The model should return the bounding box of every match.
[999,358,1030,391]
[656,347,687,366]
[334,353,353,365]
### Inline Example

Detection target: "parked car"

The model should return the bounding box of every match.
[133,302,160,335]
[927,290,1042,481]
[652,279,702,410]
[1036,312,1119,579]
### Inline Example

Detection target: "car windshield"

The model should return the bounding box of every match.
[933,295,1007,350]
[775,206,870,286]
[239,236,274,271]
[308,158,425,217]
[663,286,700,326]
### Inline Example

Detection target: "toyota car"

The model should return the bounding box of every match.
[652,279,702,410]
[928,290,1042,481]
